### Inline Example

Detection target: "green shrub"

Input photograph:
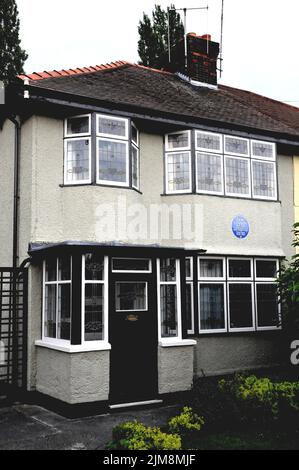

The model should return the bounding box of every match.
[168,406,204,435]
[106,420,182,450]
[219,374,299,423]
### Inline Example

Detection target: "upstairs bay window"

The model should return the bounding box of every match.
[64,113,139,190]
[165,130,278,200]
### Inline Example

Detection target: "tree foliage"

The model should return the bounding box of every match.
[0,0,28,84]
[278,223,299,333]
[138,4,184,69]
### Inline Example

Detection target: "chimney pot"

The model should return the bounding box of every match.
[201,34,211,41]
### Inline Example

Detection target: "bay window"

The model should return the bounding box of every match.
[197,256,280,334]
[64,113,139,190]
[165,130,277,200]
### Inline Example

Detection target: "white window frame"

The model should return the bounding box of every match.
[227,257,253,281]
[255,281,281,331]
[251,159,277,201]
[42,257,72,346]
[185,256,193,281]
[111,258,152,273]
[157,258,182,343]
[81,254,109,345]
[115,281,148,312]
[251,140,276,161]
[131,122,139,147]
[64,137,92,185]
[96,114,129,140]
[96,137,129,187]
[255,258,279,281]
[195,130,223,154]
[195,151,224,195]
[186,281,195,335]
[165,151,192,194]
[198,281,227,334]
[165,130,191,152]
[224,155,251,198]
[64,114,91,138]
[198,257,226,281]
[131,142,140,191]
[228,282,255,332]
[224,135,250,157]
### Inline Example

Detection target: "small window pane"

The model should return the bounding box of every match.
[160,258,176,282]
[252,160,276,198]
[229,260,251,278]
[200,284,225,330]
[167,153,190,192]
[44,284,56,338]
[58,256,71,281]
[225,136,249,156]
[85,284,104,341]
[186,283,193,331]
[45,259,57,282]
[112,258,150,272]
[167,132,189,150]
[132,145,139,189]
[229,284,253,329]
[115,282,147,311]
[132,124,138,146]
[256,284,278,328]
[160,284,177,337]
[196,132,221,152]
[199,259,223,278]
[65,139,90,183]
[185,258,192,279]
[225,157,250,195]
[252,141,275,159]
[67,116,89,135]
[98,116,126,137]
[256,260,277,279]
[85,254,104,281]
[58,284,71,340]
[98,139,128,183]
[197,152,223,193]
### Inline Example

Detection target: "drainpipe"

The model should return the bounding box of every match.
[9,116,21,269]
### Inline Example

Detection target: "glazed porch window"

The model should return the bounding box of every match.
[158,258,181,338]
[43,256,72,342]
[83,253,106,341]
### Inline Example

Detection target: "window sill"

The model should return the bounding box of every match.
[159,339,197,348]
[35,340,111,353]
[59,183,143,194]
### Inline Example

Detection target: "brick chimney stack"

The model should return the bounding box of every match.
[167,33,220,86]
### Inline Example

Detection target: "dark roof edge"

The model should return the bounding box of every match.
[8,82,299,147]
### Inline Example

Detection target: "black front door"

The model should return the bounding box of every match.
[109,267,158,404]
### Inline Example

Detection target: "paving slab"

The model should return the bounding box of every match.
[0,403,180,450]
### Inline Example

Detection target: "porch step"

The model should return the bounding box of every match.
[109,399,163,410]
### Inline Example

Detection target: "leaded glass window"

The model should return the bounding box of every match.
[158,258,180,339]
[166,152,191,192]
[166,131,190,151]
[252,160,276,199]
[225,156,250,196]
[251,140,275,160]
[97,139,128,185]
[66,115,90,136]
[196,152,223,194]
[224,136,249,156]
[97,115,128,139]
[64,138,91,184]
[196,131,222,153]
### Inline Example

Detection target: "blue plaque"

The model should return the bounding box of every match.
[232,215,249,239]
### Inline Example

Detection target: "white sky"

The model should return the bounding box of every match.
[17,0,299,106]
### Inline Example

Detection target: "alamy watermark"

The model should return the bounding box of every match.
[95,196,204,244]
[290,340,299,365]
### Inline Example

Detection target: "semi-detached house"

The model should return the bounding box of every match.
[0,33,299,411]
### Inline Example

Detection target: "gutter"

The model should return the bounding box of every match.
[9,116,21,268]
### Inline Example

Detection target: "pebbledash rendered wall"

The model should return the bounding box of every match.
[0,115,295,403]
